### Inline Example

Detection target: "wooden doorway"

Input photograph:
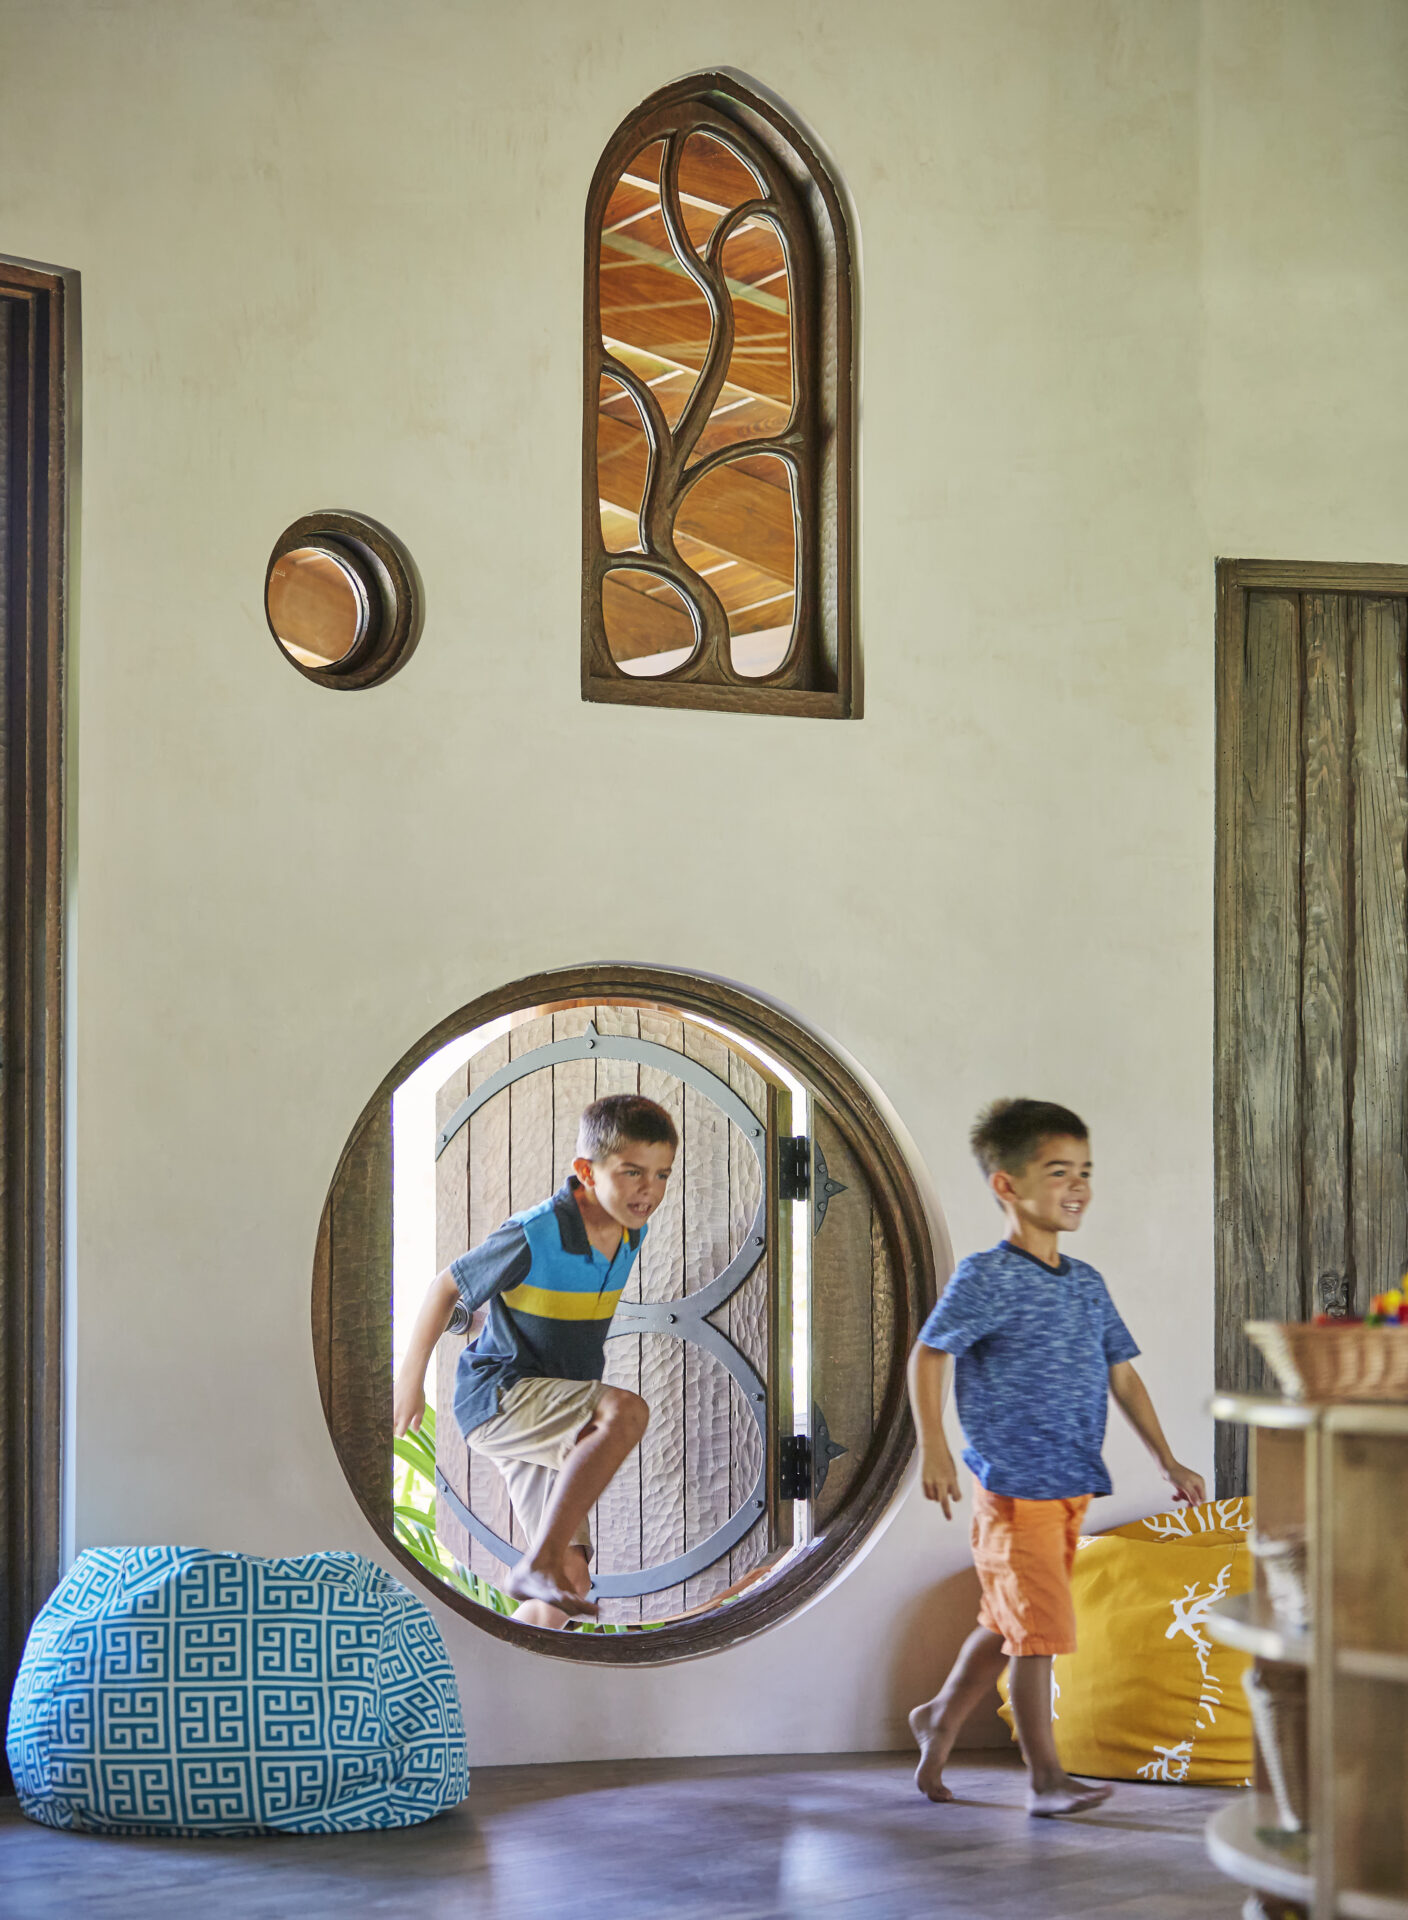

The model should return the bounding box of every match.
[1215,559,1408,1493]
[314,963,935,1662]
[0,257,74,1772]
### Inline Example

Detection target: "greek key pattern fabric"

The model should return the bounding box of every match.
[6,1547,469,1835]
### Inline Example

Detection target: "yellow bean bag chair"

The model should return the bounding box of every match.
[997,1497,1253,1785]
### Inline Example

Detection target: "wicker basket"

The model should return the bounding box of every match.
[1245,1320,1408,1402]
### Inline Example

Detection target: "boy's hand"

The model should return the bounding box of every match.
[1162,1459,1207,1506]
[921,1448,962,1519]
[393,1376,425,1440]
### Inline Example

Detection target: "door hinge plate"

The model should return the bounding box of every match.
[779,1432,812,1502]
[778,1135,811,1203]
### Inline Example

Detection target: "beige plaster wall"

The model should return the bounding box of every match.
[2,0,1406,1762]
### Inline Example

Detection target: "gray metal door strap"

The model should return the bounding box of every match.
[435,1022,766,1173]
[435,1457,767,1600]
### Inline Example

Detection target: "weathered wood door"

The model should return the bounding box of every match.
[1216,562,1408,1492]
[433,1003,786,1624]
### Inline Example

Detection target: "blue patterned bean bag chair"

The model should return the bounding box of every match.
[6,1547,468,1835]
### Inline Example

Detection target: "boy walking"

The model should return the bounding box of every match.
[394,1092,678,1628]
[907,1098,1205,1815]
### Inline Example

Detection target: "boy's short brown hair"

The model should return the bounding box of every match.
[577,1093,678,1162]
[970,1097,1088,1178]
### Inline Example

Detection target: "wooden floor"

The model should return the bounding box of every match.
[0,1752,1241,1920]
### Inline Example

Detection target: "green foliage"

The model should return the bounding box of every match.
[392,1404,517,1616]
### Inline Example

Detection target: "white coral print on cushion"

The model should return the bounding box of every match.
[1137,1739,1193,1783]
[1140,1499,1250,1542]
[1165,1560,1234,1730]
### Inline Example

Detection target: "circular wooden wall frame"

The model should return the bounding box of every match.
[265,510,423,690]
[313,964,938,1664]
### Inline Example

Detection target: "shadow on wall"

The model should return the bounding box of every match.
[881,1568,1009,1752]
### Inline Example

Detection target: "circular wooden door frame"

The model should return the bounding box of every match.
[313,963,938,1664]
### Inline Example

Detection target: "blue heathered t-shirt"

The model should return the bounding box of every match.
[918,1241,1140,1499]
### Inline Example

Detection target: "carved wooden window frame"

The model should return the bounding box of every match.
[312,964,936,1664]
[582,72,857,719]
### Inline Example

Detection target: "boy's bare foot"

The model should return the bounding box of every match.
[505,1561,598,1618]
[1026,1776,1113,1818]
[908,1702,956,1802]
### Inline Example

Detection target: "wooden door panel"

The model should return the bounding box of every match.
[726,1046,769,1588]
[1231,589,1303,1381]
[636,1010,687,1614]
[432,1005,775,1624]
[1218,569,1408,1492]
[1301,593,1352,1328]
[810,1103,898,1530]
[590,1005,645,1624]
[1351,598,1408,1313]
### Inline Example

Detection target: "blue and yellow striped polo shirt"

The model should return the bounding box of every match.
[449,1177,645,1439]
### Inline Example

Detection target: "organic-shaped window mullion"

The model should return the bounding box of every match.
[584,74,855,717]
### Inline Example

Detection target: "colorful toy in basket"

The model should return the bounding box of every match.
[1313,1280,1408,1326]
[1364,1284,1408,1326]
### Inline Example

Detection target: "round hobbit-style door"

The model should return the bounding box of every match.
[312,967,937,1661]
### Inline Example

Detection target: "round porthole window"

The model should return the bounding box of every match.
[265,510,423,690]
[313,965,938,1662]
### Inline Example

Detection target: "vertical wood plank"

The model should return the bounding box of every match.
[1301,595,1352,1325]
[1214,564,1250,1497]
[1351,596,1408,1311]
[636,1009,687,1617]
[468,1038,514,1577]
[683,1021,734,1608]
[871,1207,897,1434]
[327,1101,394,1532]
[509,1013,556,1216]
[591,1005,642,1623]
[1224,591,1302,1448]
[727,1050,768,1585]
[506,1014,555,1555]
[433,1062,472,1569]
[551,1006,595,1191]
[810,1103,874,1529]
[765,1082,795,1560]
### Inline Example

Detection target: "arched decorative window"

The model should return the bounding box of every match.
[582,72,857,718]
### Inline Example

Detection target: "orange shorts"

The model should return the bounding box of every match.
[970,1488,1091,1657]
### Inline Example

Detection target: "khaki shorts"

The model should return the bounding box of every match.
[971,1488,1092,1657]
[464,1376,604,1558]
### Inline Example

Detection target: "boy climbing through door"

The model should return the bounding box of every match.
[907,1098,1206,1815]
[393,1092,677,1628]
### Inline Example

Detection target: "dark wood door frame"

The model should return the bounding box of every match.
[1215,557,1408,1495]
[1,256,76,1776]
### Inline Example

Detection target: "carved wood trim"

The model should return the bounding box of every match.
[582,71,857,719]
[0,256,74,1767]
[313,965,936,1663]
